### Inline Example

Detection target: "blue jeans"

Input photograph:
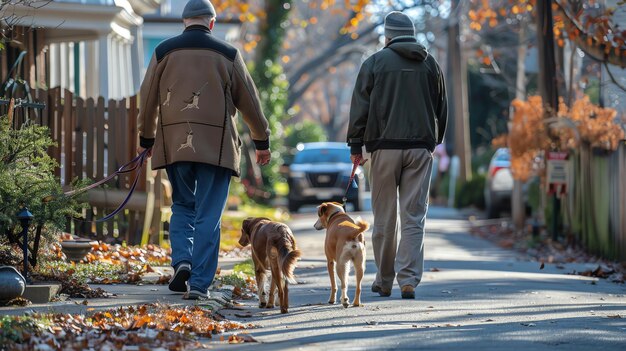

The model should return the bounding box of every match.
[165,162,231,292]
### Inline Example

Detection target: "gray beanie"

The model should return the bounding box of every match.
[384,11,415,38]
[182,0,216,19]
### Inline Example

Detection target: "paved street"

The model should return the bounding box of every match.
[224,207,626,350]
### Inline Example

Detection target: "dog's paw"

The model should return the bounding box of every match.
[328,300,336,304]
[266,303,275,309]
[352,302,363,307]
[258,302,266,308]
[280,307,288,314]
[342,302,349,308]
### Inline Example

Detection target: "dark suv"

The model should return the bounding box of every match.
[287,142,365,213]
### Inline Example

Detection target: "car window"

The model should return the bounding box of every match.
[293,148,350,164]
[494,151,510,162]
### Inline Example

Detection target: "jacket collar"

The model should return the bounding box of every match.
[184,25,212,34]
[386,35,417,47]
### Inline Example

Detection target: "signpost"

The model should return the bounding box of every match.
[546,151,569,240]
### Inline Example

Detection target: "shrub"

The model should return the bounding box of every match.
[0,115,86,242]
[455,174,486,209]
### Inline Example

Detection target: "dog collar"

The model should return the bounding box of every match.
[326,209,344,225]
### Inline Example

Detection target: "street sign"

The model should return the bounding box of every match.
[547,151,569,196]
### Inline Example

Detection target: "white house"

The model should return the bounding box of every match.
[3,0,161,99]
[142,0,241,72]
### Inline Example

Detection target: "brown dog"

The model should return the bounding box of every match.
[314,202,369,308]
[239,217,301,314]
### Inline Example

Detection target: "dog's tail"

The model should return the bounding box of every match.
[277,226,301,285]
[340,217,370,241]
[280,247,301,285]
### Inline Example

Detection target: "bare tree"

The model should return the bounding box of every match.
[285,0,446,110]
[1,0,51,36]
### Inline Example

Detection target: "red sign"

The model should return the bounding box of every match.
[547,151,569,196]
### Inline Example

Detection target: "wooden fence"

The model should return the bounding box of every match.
[4,88,166,245]
[566,142,626,261]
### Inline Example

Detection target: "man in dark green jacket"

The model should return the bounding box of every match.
[347,11,447,299]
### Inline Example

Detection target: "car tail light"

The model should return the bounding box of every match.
[489,166,506,178]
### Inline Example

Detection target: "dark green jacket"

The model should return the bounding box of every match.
[347,36,447,154]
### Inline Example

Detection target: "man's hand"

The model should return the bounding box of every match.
[137,147,153,164]
[256,149,271,166]
[351,154,368,166]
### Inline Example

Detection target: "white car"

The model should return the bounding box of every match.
[484,148,514,218]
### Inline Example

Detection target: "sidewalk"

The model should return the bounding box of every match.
[221,208,626,350]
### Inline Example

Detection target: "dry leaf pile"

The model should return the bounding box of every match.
[46,241,172,267]
[40,242,172,286]
[0,304,254,350]
[32,268,112,299]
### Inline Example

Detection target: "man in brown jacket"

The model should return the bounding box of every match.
[137,0,271,300]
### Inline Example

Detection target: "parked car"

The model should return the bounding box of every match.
[287,142,366,213]
[484,148,514,218]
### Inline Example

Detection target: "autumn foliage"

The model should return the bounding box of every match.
[502,95,624,181]
[469,0,626,65]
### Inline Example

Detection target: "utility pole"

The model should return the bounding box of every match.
[446,0,472,183]
[536,0,560,239]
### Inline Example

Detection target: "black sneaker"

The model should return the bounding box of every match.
[168,262,191,293]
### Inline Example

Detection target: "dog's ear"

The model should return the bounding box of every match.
[317,203,328,217]
[239,218,254,247]
[242,217,254,233]
[238,228,250,247]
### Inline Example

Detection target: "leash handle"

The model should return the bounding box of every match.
[342,155,362,209]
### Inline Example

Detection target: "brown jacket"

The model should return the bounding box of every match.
[137,25,270,176]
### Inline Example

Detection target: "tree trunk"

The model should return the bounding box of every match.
[537,0,560,239]
[537,0,559,111]
[446,0,472,183]
[512,23,527,230]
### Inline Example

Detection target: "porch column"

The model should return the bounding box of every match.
[130,26,143,93]
[97,34,111,100]
[84,40,99,99]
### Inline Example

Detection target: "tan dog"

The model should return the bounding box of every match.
[239,217,301,314]
[314,202,369,308]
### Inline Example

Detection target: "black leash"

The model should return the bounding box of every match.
[342,155,361,210]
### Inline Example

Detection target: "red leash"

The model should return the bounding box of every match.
[342,155,361,209]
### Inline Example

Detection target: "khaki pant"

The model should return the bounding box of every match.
[369,148,433,290]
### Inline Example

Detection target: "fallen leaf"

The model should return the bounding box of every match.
[229,334,257,343]
[540,262,545,270]
[607,315,622,319]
